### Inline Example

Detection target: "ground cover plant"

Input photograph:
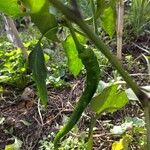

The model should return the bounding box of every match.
[0,0,150,150]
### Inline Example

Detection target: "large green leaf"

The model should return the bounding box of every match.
[21,0,46,13]
[29,43,48,105]
[22,0,58,40]
[63,33,86,76]
[0,0,21,16]
[90,84,128,114]
[31,12,58,40]
[96,0,117,38]
[100,6,116,38]
[96,0,110,17]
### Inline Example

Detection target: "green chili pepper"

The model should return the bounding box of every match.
[54,22,100,149]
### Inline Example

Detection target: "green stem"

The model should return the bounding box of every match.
[48,0,146,105]
[145,103,150,150]
[87,114,98,140]
[90,0,98,34]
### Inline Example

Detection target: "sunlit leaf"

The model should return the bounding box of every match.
[100,7,116,38]
[112,135,132,150]
[90,84,128,114]
[96,0,117,38]
[0,0,21,16]
[112,139,124,150]
[63,33,86,76]
[96,0,110,18]
[21,0,58,40]
[0,76,10,83]
[21,0,46,13]
[29,43,48,105]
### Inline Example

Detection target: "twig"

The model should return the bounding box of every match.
[33,116,42,126]
[130,73,150,76]
[67,82,79,108]
[44,109,73,126]
[132,42,150,54]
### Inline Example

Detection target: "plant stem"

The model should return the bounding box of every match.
[90,0,98,34]
[116,0,124,60]
[145,103,150,150]
[86,116,97,150]
[48,0,148,105]
[88,114,99,140]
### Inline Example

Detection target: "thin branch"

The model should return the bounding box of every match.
[2,15,28,61]
[37,98,44,126]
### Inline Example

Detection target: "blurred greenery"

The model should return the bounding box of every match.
[0,47,29,88]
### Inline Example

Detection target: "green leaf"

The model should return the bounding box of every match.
[63,33,86,76]
[0,76,10,83]
[96,0,117,38]
[125,117,145,128]
[29,43,48,105]
[21,0,46,13]
[90,84,128,114]
[22,0,58,40]
[96,0,109,17]
[100,6,116,38]
[0,0,21,16]
[31,13,58,40]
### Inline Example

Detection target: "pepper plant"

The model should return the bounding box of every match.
[0,0,150,149]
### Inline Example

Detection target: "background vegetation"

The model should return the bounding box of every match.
[0,0,150,149]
